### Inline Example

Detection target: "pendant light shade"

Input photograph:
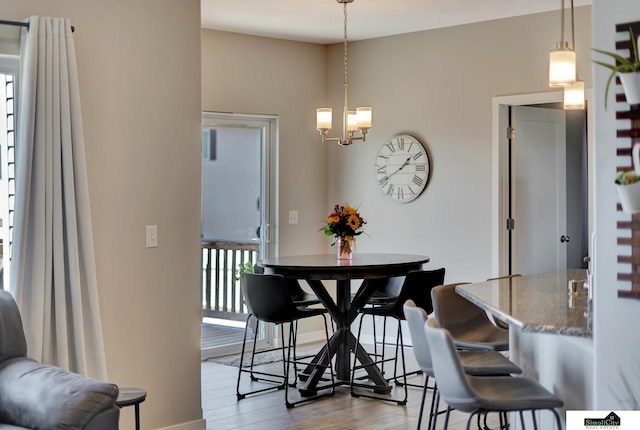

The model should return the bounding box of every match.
[564,78,585,110]
[548,0,576,88]
[549,42,576,87]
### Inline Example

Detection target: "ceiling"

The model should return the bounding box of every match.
[201,0,592,45]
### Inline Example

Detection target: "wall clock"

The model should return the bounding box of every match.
[374,134,431,203]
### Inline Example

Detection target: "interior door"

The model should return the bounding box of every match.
[512,105,567,275]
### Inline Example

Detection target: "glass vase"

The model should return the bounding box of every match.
[337,237,354,260]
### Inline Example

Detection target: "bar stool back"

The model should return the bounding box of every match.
[430,283,509,351]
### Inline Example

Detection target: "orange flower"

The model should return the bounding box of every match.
[347,214,360,229]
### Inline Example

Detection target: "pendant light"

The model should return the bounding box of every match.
[549,0,576,87]
[316,0,371,146]
[562,0,585,109]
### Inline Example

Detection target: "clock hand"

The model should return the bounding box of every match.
[387,156,412,178]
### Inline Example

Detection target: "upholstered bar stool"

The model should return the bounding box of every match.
[431,283,509,351]
[403,301,522,430]
[424,322,563,430]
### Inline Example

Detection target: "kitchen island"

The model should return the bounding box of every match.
[455,270,594,429]
[456,269,591,337]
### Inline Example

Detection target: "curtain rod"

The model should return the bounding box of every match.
[0,19,75,32]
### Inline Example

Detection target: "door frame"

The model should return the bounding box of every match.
[200,111,279,358]
[491,90,594,277]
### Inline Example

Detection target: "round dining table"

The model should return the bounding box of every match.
[258,253,430,396]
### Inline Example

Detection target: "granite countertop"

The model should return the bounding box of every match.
[456,269,592,337]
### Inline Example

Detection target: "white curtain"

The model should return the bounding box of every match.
[9,16,107,381]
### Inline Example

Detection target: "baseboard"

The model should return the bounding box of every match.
[157,418,206,430]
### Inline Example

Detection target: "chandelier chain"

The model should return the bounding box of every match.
[343,1,349,88]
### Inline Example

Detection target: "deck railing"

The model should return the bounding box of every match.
[201,240,259,321]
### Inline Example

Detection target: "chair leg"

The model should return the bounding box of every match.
[551,409,562,430]
[285,314,335,408]
[427,384,439,430]
[236,315,286,400]
[416,379,429,430]
[350,314,407,405]
[443,406,452,430]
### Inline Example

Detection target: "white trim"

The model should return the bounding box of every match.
[491,90,595,276]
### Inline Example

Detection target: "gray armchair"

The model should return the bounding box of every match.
[0,290,120,430]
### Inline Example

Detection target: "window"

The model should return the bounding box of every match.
[0,55,19,290]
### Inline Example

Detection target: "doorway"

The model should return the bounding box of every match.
[492,92,594,277]
[200,112,278,359]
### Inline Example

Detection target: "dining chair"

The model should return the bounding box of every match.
[403,300,522,430]
[350,268,445,405]
[423,321,564,430]
[431,283,509,351]
[236,273,335,408]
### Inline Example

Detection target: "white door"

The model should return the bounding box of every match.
[512,105,567,275]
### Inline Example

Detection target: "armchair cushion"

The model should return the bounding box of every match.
[0,357,119,430]
[0,291,27,362]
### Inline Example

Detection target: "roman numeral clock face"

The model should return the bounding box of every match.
[375,134,431,203]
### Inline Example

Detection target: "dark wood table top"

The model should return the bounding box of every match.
[258,253,430,280]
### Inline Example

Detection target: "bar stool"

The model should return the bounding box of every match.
[403,301,522,430]
[236,273,335,408]
[351,268,445,405]
[431,283,509,351]
[424,322,563,429]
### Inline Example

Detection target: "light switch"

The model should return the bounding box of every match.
[288,210,299,224]
[146,225,158,248]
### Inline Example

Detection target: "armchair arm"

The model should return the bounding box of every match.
[0,357,119,430]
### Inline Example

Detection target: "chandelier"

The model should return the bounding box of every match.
[316,0,372,146]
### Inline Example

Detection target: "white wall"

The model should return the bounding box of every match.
[592,0,640,409]
[1,2,203,430]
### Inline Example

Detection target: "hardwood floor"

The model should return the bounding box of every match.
[201,345,501,430]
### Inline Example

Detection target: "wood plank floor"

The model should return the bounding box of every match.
[201,345,501,430]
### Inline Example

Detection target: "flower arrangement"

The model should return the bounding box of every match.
[321,203,366,245]
[616,171,640,186]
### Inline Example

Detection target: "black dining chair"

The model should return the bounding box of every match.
[236,273,335,408]
[350,268,445,405]
[424,321,564,430]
